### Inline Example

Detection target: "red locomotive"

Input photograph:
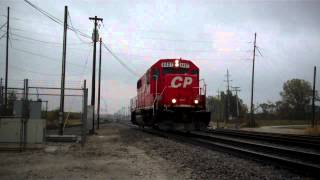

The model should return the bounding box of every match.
[130,58,210,131]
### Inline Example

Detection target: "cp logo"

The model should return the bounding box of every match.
[171,76,193,88]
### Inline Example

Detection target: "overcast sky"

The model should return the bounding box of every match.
[0,0,319,113]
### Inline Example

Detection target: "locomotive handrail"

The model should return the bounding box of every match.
[199,79,207,96]
[130,96,137,111]
[153,86,168,116]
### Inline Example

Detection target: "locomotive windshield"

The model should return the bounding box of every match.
[162,67,189,75]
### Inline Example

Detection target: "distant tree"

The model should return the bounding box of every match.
[280,79,313,119]
[259,103,269,114]
[207,91,248,122]
[259,101,276,115]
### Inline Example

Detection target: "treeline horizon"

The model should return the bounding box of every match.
[207,78,319,122]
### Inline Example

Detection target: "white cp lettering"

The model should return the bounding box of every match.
[171,76,193,88]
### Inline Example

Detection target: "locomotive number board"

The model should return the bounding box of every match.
[161,62,190,68]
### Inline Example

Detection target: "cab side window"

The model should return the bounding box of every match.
[146,70,150,84]
[191,69,199,75]
[162,67,174,75]
[137,79,142,89]
[153,68,160,80]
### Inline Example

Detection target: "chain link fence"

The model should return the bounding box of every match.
[0,79,88,151]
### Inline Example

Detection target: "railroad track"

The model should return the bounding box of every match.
[136,126,320,176]
[207,129,320,149]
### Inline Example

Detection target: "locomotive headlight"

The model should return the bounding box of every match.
[172,98,177,104]
[175,59,179,67]
[194,99,199,104]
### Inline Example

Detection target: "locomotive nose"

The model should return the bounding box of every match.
[164,74,199,107]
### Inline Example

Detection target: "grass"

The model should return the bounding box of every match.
[255,119,309,126]
[64,119,82,126]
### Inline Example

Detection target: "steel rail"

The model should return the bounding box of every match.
[190,132,320,165]
[207,129,320,149]
[209,129,320,140]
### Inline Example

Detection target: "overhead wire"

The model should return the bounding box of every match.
[256,46,263,57]
[24,0,63,25]
[140,36,213,44]
[0,29,90,45]
[9,27,13,48]
[0,22,7,30]
[0,62,62,77]
[102,42,139,76]
[67,10,91,44]
[23,0,94,78]
[3,63,83,79]
[24,0,139,76]
[108,44,248,53]
[11,47,86,68]
[0,32,6,40]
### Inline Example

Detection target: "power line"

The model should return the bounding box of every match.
[141,36,213,44]
[11,37,92,51]
[0,62,62,77]
[24,0,90,39]
[9,27,13,48]
[0,22,6,30]
[0,61,83,77]
[102,42,139,77]
[0,32,6,39]
[256,46,263,57]
[25,0,138,77]
[0,15,21,21]
[67,11,91,44]
[11,47,86,68]
[0,29,90,45]
[24,0,63,25]
[106,42,250,53]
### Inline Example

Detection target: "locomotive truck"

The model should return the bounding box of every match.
[130,58,210,131]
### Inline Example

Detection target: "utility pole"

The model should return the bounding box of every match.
[232,87,241,117]
[250,33,257,127]
[5,7,9,108]
[89,16,103,134]
[312,66,316,128]
[59,6,68,135]
[224,69,232,127]
[232,86,241,129]
[97,38,102,129]
[0,78,3,106]
[216,89,221,129]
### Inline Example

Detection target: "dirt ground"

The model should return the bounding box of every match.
[0,123,186,180]
[0,123,313,180]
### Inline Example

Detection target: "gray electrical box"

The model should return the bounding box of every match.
[13,100,42,119]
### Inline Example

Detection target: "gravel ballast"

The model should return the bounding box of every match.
[119,123,314,180]
[0,122,315,179]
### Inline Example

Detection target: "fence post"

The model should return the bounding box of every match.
[81,80,88,146]
[20,80,24,152]
[20,79,29,151]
